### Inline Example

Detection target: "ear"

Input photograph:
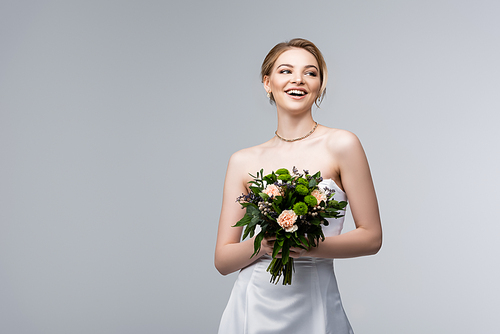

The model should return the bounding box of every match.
[263,75,271,93]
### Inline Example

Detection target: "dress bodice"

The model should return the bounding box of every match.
[319,178,348,237]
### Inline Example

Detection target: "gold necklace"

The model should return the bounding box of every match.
[275,122,319,142]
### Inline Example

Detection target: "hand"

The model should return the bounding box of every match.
[260,235,276,257]
[287,246,307,259]
[261,235,307,259]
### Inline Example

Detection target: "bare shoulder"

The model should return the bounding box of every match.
[226,141,270,179]
[321,126,362,154]
[229,143,265,167]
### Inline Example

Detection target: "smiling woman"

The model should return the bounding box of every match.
[215,38,382,334]
[263,48,321,114]
[261,39,328,107]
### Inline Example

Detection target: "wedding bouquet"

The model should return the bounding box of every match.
[233,167,347,285]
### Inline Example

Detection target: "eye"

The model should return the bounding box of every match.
[279,69,291,74]
[305,71,317,77]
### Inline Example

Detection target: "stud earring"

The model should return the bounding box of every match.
[267,91,271,98]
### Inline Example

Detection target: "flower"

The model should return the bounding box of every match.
[277,209,297,231]
[295,184,309,195]
[285,224,298,233]
[304,195,318,207]
[296,178,308,186]
[275,168,290,175]
[293,202,308,216]
[278,173,291,182]
[263,184,282,198]
[311,188,327,204]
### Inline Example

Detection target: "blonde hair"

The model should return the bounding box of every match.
[261,38,328,106]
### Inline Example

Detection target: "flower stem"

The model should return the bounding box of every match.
[267,258,295,285]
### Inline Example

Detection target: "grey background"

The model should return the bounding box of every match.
[1,1,499,333]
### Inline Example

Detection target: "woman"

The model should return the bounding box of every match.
[215,38,382,334]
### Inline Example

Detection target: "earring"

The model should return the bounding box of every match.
[267,91,271,98]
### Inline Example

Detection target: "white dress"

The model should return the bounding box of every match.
[218,179,354,334]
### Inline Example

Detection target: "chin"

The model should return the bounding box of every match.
[279,103,313,113]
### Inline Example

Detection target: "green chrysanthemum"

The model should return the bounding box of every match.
[296,178,308,186]
[278,173,291,181]
[275,168,290,175]
[293,202,308,216]
[304,195,318,207]
[295,184,309,196]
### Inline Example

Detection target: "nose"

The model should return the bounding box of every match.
[291,74,303,84]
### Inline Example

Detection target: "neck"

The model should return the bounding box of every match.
[275,109,316,141]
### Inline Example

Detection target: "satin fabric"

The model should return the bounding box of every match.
[218,179,354,334]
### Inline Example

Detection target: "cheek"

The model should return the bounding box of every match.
[314,82,322,94]
[269,81,283,92]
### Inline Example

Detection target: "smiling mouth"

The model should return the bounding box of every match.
[286,89,307,97]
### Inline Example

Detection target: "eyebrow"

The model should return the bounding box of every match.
[277,64,319,71]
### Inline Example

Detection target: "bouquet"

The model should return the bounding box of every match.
[233,167,347,285]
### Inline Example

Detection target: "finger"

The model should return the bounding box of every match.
[289,250,304,258]
[267,251,281,258]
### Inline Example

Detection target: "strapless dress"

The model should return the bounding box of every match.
[218,179,354,334]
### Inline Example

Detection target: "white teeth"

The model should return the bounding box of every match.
[287,90,306,96]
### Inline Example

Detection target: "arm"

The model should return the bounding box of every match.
[214,152,273,275]
[307,131,382,258]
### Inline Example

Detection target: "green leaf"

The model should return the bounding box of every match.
[250,186,261,195]
[260,224,268,234]
[252,232,265,258]
[233,214,251,227]
[240,203,259,211]
[272,242,283,258]
[246,205,260,216]
[308,178,317,188]
[310,218,322,226]
[242,225,255,240]
[250,213,261,223]
[308,234,316,247]
[290,235,306,249]
[259,192,269,201]
[248,181,263,189]
[299,235,309,248]
[263,173,277,184]
[272,203,282,215]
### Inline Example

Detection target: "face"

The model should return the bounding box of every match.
[263,48,321,113]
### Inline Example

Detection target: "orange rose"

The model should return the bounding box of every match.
[311,189,327,204]
[277,209,298,232]
[263,184,282,198]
